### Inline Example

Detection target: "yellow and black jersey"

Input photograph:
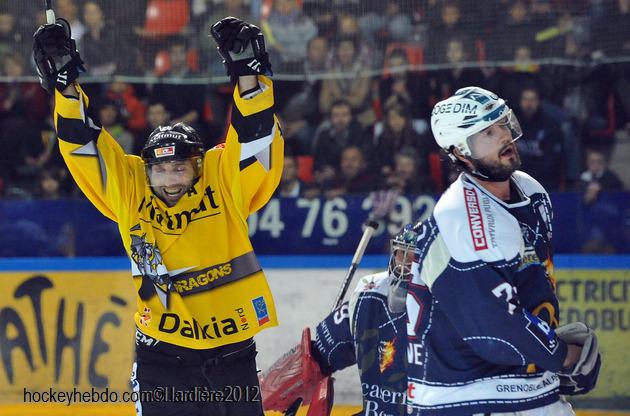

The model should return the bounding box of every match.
[54,76,284,349]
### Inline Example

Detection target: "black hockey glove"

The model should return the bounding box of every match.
[33,18,85,94]
[210,16,272,84]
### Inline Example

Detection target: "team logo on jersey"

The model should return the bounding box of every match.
[139,306,152,327]
[464,187,488,250]
[378,339,396,373]
[523,310,559,354]
[361,277,377,291]
[252,296,270,326]
[154,146,175,158]
[130,232,173,308]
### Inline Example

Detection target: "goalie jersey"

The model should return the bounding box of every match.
[54,76,283,350]
[315,172,569,415]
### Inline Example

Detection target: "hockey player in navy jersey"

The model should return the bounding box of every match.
[262,87,601,416]
[261,224,420,416]
[391,86,601,415]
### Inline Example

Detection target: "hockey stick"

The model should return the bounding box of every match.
[331,189,399,311]
[261,190,399,416]
[45,0,56,24]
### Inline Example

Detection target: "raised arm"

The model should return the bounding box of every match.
[210,18,284,217]
[34,16,137,221]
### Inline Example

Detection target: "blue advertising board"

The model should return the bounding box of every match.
[0,192,628,256]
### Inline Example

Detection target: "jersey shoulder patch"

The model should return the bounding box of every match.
[353,271,390,297]
[433,175,521,264]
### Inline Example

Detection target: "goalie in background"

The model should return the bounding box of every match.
[34,15,282,416]
[262,87,602,416]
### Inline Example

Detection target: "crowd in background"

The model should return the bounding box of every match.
[0,0,628,207]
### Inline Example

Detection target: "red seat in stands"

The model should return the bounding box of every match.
[144,0,189,35]
[297,155,314,184]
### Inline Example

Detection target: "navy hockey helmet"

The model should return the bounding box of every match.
[141,123,204,182]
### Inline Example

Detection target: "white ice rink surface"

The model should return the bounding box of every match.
[255,268,380,405]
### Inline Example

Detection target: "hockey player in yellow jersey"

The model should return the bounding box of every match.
[34,16,282,416]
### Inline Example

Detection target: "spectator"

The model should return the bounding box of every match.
[57,0,85,47]
[98,100,135,154]
[81,1,120,76]
[198,0,253,76]
[144,100,171,132]
[97,0,147,39]
[535,10,592,60]
[579,147,625,203]
[0,53,50,192]
[36,169,66,200]
[278,36,330,154]
[304,36,329,75]
[0,8,27,62]
[426,2,468,64]
[514,86,565,190]
[262,0,317,73]
[326,146,378,198]
[487,45,544,105]
[430,38,486,102]
[319,36,374,127]
[135,100,171,155]
[104,80,147,134]
[578,147,626,253]
[312,100,372,189]
[1,53,49,122]
[150,36,205,129]
[490,0,544,61]
[380,48,431,119]
[593,0,630,135]
[275,33,328,111]
[374,104,432,180]
[276,154,306,198]
[385,147,433,195]
[359,0,412,47]
[336,13,375,69]
[302,0,337,38]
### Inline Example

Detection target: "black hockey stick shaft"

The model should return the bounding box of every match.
[331,219,379,311]
[45,0,56,24]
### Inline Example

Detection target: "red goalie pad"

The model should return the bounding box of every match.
[306,375,334,416]
[260,327,333,416]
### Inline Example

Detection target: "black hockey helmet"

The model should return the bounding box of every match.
[141,123,204,182]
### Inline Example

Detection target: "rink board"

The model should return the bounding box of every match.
[0,255,628,411]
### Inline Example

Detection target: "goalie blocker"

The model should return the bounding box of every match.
[259,328,334,416]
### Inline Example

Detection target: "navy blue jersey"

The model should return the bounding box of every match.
[314,171,569,415]
[315,271,408,415]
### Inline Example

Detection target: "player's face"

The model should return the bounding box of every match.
[468,116,522,178]
[391,246,416,279]
[148,160,195,206]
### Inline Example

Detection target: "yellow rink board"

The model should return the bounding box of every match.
[0,404,630,416]
[0,404,628,416]
[1,269,628,412]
